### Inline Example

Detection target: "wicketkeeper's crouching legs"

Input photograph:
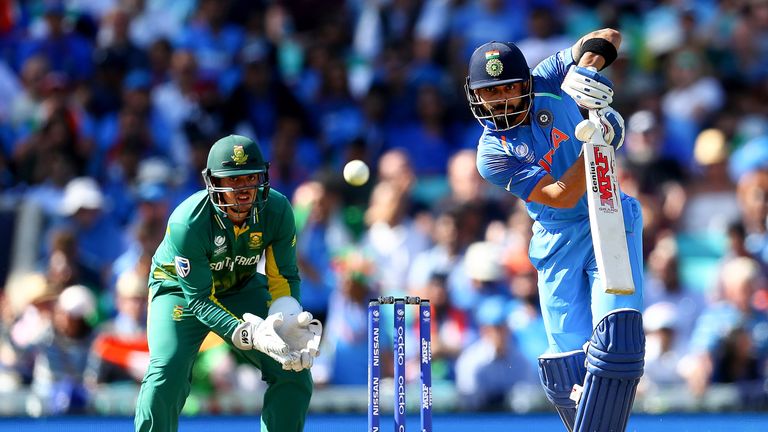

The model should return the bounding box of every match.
[135,290,313,432]
[539,309,644,432]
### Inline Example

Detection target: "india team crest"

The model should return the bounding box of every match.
[231,145,248,165]
[485,58,503,77]
[484,49,503,77]
[175,256,190,277]
[249,232,263,249]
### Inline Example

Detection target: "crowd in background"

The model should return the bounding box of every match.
[0,0,768,415]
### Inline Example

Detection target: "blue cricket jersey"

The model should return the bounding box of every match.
[476,48,624,222]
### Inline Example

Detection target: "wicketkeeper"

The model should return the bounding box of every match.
[134,135,323,432]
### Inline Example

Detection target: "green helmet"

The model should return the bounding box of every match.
[201,135,270,219]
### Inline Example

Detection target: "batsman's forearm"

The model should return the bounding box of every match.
[578,53,606,70]
[573,28,621,70]
[543,154,587,208]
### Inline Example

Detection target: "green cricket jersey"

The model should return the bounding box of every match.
[149,189,300,339]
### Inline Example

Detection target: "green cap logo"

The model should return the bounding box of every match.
[232,145,248,165]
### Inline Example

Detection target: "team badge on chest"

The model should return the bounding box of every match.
[536,109,553,127]
[249,232,263,250]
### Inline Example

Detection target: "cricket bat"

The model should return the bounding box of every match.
[576,110,635,295]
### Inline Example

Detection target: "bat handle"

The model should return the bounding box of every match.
[589,109,600,125]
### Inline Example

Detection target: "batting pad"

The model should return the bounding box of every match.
[538,350,588,432]
[573,309,645,432]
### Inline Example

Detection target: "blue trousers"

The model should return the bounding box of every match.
[529,195,644,353]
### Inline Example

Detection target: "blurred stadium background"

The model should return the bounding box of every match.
[1,0,768,430]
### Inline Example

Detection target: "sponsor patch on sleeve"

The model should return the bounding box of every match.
[175,256,191,277]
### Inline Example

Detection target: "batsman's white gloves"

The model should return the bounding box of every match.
[232,312,298,366]
[596,106,625,150]
[561,65,614,109]
[269,297,323,372]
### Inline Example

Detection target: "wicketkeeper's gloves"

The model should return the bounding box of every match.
[232,312,299,366]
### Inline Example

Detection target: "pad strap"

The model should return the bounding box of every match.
[580,38,618,68]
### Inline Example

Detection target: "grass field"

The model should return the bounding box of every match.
[1,413,767,432]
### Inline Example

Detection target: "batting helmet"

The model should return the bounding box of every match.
[465,41,532,131]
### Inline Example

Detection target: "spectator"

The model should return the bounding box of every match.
[683,257,768,396]
[434,149,508,240]
[516,6,573,67]
[661,48,725,165]
[622,110,687,197]
[96,6,148,71]
[448,241,508,312]
[16,2,94,83]
[30,284,97,415]
[268,118,317,199]
[50,177,127,289]
[414,271,474,383]
[641,302,686,391]
[736,169,768,262]
[127,0,193,50]
[680,128,739,233]
[312,251,374,386]
[97,69,171,167]
[385,83,452,176]
[46,229,87,292]
[223,42,306,143]
[1,273,59,387]
[408,205,468,294]
[505,267,547,373]
[12,79,91,186]
[110,216,166,289]
[644,236,705,349]
[174,0,244,92]
[362,180,430,297]
[85,270,148,385]
[293,178,353,322]
[9,55,50,142]
[376,148,419,209]
[455,296,534,411]
[151,49,200,169]
[308,56,365,165]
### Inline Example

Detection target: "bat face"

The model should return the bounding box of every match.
[581,114,635,295]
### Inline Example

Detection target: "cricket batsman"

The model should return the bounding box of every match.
[465,29,645,431]
[134,135,323,432]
